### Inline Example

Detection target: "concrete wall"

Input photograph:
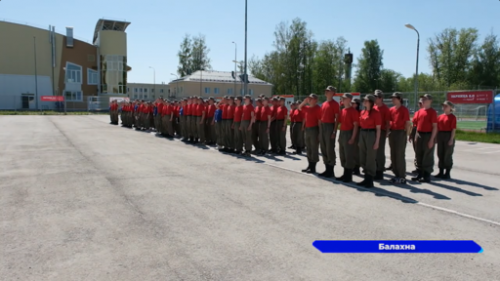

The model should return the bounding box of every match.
[98,30,127,56]
[127,83,169,100]
[170,81,273,100]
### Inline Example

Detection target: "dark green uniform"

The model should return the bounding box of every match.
[389,130,407,178]
[437,131,454,170]
[359,129,377,177]
[305,127,320,163]
[339,130,356,169]
[320,123,336,166]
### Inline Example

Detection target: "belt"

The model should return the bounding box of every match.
[276,119,284,121]
[439,130,452,132]
[418,131,432,134]
[222,118,232,120]
[391,129,405,132]
[360,129,376,132]
[294,121,303,123]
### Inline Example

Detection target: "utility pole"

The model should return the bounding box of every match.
[243,0,248,96]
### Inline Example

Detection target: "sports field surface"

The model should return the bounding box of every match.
[1,115,499,281]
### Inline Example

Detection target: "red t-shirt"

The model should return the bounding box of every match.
[206,104,216,118]
[233,105,244,122]
[374,104,391,130]
[302,105,322,128]
[254,106,261,121]
[174,106,180,117]
[321,100,340,124]
[276,106,288,120]
[437,113,456,131]
[415,108,438,132]
[339,107,360,131]
[227,104,236,119]
[242,104,254,121]
[289,109,296,122]
[389,105,410,130]
[270,105,278,119]
[195,104,205,116]
[359,109,382,129]
[221,104,228,119]
[184,104,191,116]
[157,103,164,114]
[142,105,150,114]
[259,106,272,122]
[164,105,172,115]
[293,109,304,122]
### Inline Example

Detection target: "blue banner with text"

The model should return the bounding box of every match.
[312,240,483,253]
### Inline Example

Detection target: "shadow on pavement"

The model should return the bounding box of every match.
[378,177,451,200]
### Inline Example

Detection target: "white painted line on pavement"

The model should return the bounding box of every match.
[263,163,500,227]
[479,150,500,154]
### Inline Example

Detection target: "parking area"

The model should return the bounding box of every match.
[1,115,499,281]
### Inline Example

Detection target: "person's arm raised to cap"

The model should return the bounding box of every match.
[298,98,309,110]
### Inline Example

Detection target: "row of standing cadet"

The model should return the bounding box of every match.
[109,87,457,188]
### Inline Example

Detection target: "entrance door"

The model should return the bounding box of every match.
[22,96,30,109]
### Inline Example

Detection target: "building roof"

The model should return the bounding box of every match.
[93,19,131,44]
[170,70,273,86]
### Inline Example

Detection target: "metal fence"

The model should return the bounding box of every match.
[295,90,499,132]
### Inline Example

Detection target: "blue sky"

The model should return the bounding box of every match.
[2,0,498,84]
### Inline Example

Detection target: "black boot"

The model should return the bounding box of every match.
[342,169,353,183]
[336,168,347,181]
[352,166,361,176]
[443,168,451,180]
[374,170,384,180]
[419,171,431,183]
[411,170,422,181]
[301,162,312,173]
[318,164,329,177]
[365,174,374,188]
[356,174,368,187]
[307,162,317,174]
[435,168,444,178]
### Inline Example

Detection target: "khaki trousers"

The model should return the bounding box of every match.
[270,121,278,151]
[197,116,205,142]
[292,122,304,149]
[290,122,295,147]
[415,132,435,174]
[276,120,286,152]
[320,123,336,166]
[376,129,388,172]
[155,115,162,132]
[389,130,407,178]
[224,120,234,149]
[180,116,187,138]
[252,121,261,150]
[216,121,223,146]
[241,120,253,152]
[437,131,454,169]
[359,130,377,177]
[191,116,198,138]
[233,121,243,151]
[259,121,269,151]
[305,126,320,163]
[339,130,356,169]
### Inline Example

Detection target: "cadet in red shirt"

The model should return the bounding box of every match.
[155,99,163,133]
[298,94,322,173]
[336,93,360,183]
[291,101,305,154]
[163,100,174,137]
[435,100,456,180]
[258,97,273,155]
[276,97,288,155]
[409,98,424,173]
[373,90,391,180]
[232,96,244,154]
[240,95,255,156]
[269,97,280,153]
[225,97,236,152]
[195,97,206,144]
[252,99,262,152]
[388,92,411,184]
[205,98,216,145]
[318,86,340,178]
[412,94,438,183]
[356,94,382,188]
[289,103,297,150]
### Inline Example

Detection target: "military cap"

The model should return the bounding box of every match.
[421,94,433,100]
[272,96,279,101]
[309,94,318,99]
[279,97,285,101]
[352,98,361,105]
[208,97,215,101]
[364,94,376,103]
[325,86,336,92]
[374,90,384,98]
[342,93,353,99]
[235,96,243,101]
[442,100,455,110]
[391,92,402,99]
[244,95,252,100]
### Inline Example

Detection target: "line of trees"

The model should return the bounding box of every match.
[175,19,500,94]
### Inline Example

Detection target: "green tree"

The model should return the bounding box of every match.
[177,35,192,77]
[379,69,402,92]
[176,34,211,77]
[353,40,384,93]
[470,33,500,89]
[427,28,479,87]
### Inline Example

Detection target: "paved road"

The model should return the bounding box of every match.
[1,115,499,281]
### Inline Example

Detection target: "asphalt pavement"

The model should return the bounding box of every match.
[1,115,499,281]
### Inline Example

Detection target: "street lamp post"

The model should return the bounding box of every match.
[405,23,420,112]
[232,42,237,97]
[170,73,179,98]
[243,0,248,97]
[33,36,39,111]
[149,66,156,99]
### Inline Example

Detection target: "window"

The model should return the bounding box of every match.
[180,87,183,93]
[144,94,148,99]
[214,88,219,94]
[144,88,148,93]
[134,88,138,93]
[160,89,164,93]
[127,88,129,93]
[66,62,82,83]
[240,89,244,95]
[134,94,138,99]
[151,88,155,93]
[204,87,211,94]
[139,88,143,93]
[65,91,82,102]
[227,88,233,95]
[249,89,254,96]
[87,69,98,85]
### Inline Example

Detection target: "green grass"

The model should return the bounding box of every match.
[455,130,500,144]
[456,120,487,131]
[0,111,107,115]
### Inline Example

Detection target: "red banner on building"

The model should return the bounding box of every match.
[41,96,65,102]
[446,91,493,104]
